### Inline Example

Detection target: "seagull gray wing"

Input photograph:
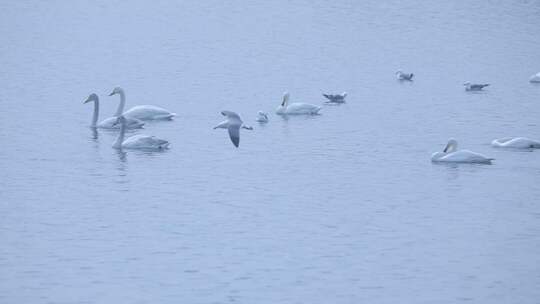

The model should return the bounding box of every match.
[228,125,241,147]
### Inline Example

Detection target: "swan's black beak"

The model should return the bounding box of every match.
[83,98,90,104]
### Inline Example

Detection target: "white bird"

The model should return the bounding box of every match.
[276,92,321,115]
[396,70,414,81]
[83,93,144,129]
[529,72,540,83]
[108,87,176,121]
[322,92,347,103]
[464,82,489,91]
[214,111,253,147]
[112,116,169,150]
[431,138,493,164]
[491,137,540,149]
[256,111,269,123]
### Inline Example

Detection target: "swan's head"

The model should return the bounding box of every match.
[443,138,458,153]
[83,93,99,104]
[281,92,290,106]
[108,87,124,96]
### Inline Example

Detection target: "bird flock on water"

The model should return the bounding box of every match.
[83,71,540,164]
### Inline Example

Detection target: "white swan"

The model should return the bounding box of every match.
[396,70,414,80]
[256,111,269,123]
[464,82,489,91]
[529,72,540,83]
[83,93,144,129]
[214,111,252,147]
[112,116,169,150]
[276,92,321,115]
[491,137,540,149]
[431,138,493,164]
[108,87,176,121]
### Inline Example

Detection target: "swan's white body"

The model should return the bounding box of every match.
[491,137,540,149]
[256,111,269,123]
[214,111,252,147]
[529,72,540,83]
[396,70,414,80]
[109,87,176,121]
[112,116,169,150]
[83,93,144,129]
[276,92,321,115]
[431,139,493,164]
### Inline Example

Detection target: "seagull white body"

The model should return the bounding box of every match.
[109,87,176,121]
[83,93,144,129]
[256,111,269,123]
[431,139,493,164]
[491,137,540,149]
[322,92,347,103]
[276,92,321,115]
[529,72,540,83]
[396,70,414,80]
[214,111,252,147]
[112,116,169,150]
[464,82,489,91]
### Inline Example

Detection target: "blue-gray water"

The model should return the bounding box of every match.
[1,1,540,303]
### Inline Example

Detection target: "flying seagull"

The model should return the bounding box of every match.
[214,111,253,147]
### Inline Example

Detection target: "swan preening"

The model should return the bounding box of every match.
[214,111,252,147]
[112,116,169,150]
[256,111,269,123]
[492,137,540,149]
[530,72,540,83]
[83,93,144,129]
[431,139,494,164]
[396,70,414,81]
[464,82,489,91]
[108,87,176,121]
[323,92,347,103]
[276,92,321,115]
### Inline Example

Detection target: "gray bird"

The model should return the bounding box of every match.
[322,92,347,103]
[396,70,414,80]
[464,82,489,91]
[213,111,253,147]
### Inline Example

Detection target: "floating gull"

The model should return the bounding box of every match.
[529,72,540,83]
[276,92,321,115]
[322,92,347,103]
[464,82,489,91]
[112,116,169,150]
[396,70,414,81]
[491,137,540,149]
[83,93,144,129]
[256,111,269,123]
[431,138,493,164]
[214,111,253,147]
[109,87,176,120]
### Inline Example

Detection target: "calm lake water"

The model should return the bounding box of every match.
[1,0,540,303]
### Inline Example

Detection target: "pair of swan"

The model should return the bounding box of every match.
[84,87,176,129]
[432,137,540,164]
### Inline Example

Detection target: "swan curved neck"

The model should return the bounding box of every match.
[113,120,126,148]
[91,98,99,127]
[114,90,126,116]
